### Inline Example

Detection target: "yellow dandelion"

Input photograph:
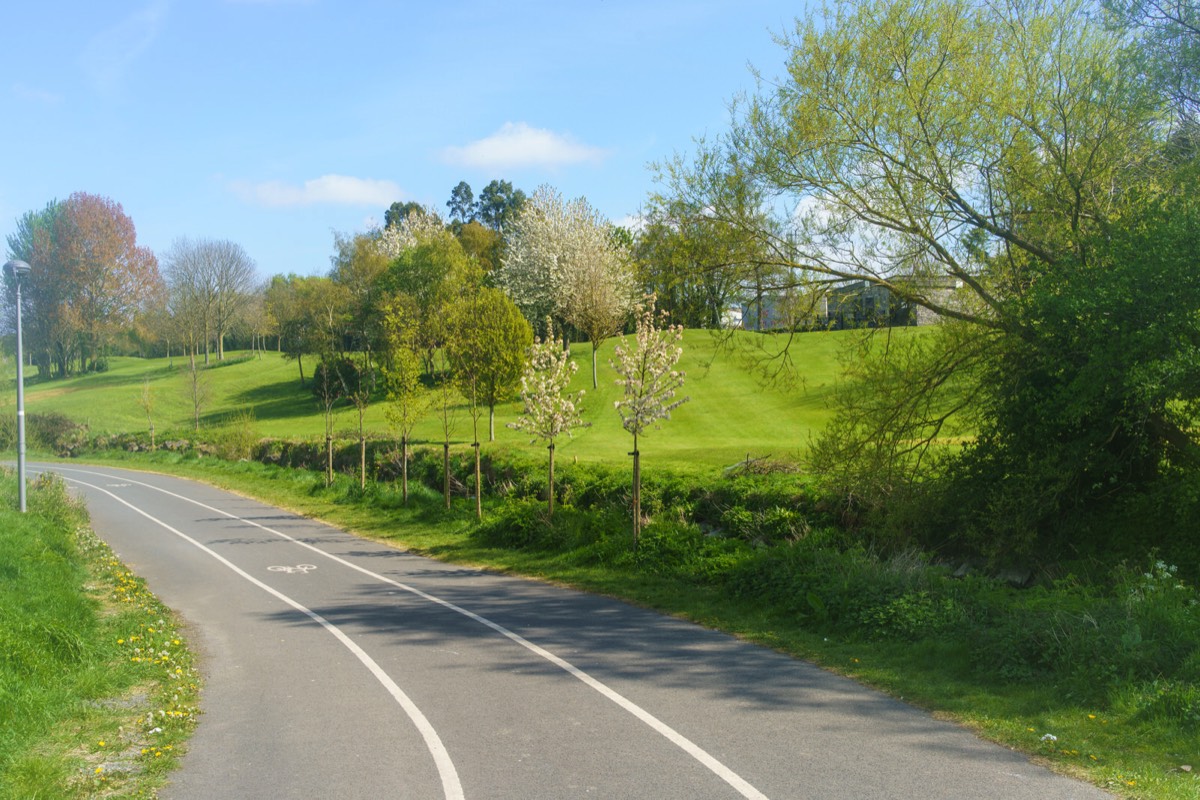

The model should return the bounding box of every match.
[98,740,105,747]
[95,766,104,774]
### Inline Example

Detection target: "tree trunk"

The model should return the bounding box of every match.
[325,433,333,487]
[591,342,599,389]
[359,408,367,490]
[443,442,451,509]
[401,436,409,505]
[473,442,482,521]
[547,443,556,518]
[488,405,496,442]
[631,437,641,551]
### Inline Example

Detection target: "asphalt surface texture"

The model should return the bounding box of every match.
[34,462,1114,799]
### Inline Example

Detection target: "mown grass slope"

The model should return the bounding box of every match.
[23,328,898,467]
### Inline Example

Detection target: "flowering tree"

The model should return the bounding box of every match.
[508,322,589,517]
[497,185,635,386]
[611,296,690,549]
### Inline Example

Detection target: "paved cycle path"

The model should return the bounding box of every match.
[36,463,1112,799]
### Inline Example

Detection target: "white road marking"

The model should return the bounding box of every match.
[48,466,770,800]
[45,472,464,800]
[268,564,318,574]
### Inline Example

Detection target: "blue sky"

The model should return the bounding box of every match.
[2,1,804,280]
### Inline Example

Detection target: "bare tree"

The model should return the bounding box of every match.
[162,238,257,363]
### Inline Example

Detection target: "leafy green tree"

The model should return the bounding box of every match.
[384,201,424,229]
[330,230,390,356]
[477,179,527,231]
[381,226,482,374]
[381,293,430,505]
[265,275,346,387]
[659,0,1193,554]
[447,288,534,441]
[1105,0,1200,117]
[446,181,476,224]
[7,194,160,376]
[447,288,534,519]
[455,220,502,273]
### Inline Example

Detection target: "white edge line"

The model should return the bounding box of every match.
[47,472,465,800]
[48,465,769,800]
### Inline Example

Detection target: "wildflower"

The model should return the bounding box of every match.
[1041,734,1058,742]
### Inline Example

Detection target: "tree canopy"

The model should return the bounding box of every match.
[657,0,1200,557]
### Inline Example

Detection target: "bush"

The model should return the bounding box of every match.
[209,410,260,461]
[25,413,88,456]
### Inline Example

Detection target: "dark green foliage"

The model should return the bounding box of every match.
[25,412,89,455]
[936,192,1200,560]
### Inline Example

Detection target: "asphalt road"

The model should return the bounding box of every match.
[34,463,1113,799]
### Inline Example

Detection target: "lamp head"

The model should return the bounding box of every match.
[4,259,31,280]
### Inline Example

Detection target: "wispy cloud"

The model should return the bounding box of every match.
[442,122,609,170]
[12,83,62,106]
[80,0,168,95]
[231,174,404,208]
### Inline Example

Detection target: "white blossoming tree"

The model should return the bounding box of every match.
[508,322,590,517]
[374,205,446,260]
[611,296,689,549]
[497,185,635,387]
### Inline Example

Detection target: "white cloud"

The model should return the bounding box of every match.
[231,174,404,208]
[80,0,168,95]
[442,122,609,170]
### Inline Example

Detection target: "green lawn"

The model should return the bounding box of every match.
[23,328,879,467]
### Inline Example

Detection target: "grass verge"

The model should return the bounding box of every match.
[0,469,199,800]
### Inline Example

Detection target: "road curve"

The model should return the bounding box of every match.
[35,463,1112,800]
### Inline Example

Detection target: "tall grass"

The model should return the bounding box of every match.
[0,470,198,799]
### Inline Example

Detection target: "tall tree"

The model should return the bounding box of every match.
[455,220,502,273]
[207,240,257,361]
[384,201,424,229]
[330,230,390,356]
[55,193,161,371]
[8,194,160,375]
[163,238,255,363]
[447,288,533,441]
[659,0,1194,553]
[1105,0,1200,118]
[6,201,65,377]
[497,185,636,386]
[381,292,430,505]
[446,181,476,225]
[476,179,527,231]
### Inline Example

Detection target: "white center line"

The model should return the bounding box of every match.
[52,465,770,800]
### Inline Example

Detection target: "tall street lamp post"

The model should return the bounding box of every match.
[5,259,30,512]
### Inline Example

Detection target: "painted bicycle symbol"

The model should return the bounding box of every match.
[268,564,318,574]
